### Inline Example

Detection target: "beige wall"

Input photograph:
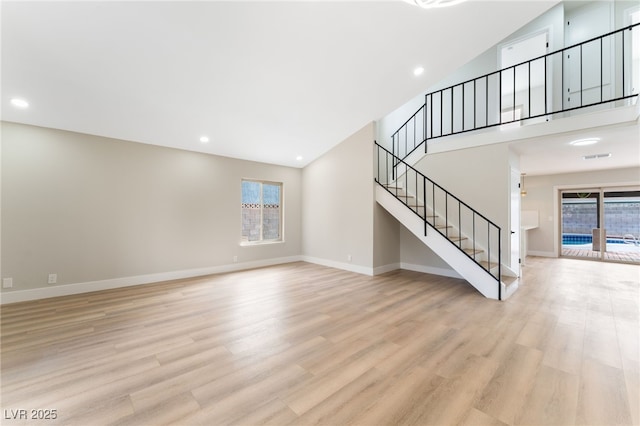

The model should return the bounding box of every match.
[302,122,399,272]
[523,167,640,256]
[373,204,400,271]
[1,122,302,292]
[399,226,455,275]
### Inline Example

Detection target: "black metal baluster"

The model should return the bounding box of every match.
[544,55,548,115]
[513,66,516,122]
[473,79,477,129]
[580,44,583,107]
[600,37,603,102]
[472,214,476,260]
[499,70,503,124]
[485,75,490,126]
[458,203,462,248]
[528,62,531,118]
[498,228,502,299]
[450,87,454,134]
[487,222,491,275]
[423,177,427,236]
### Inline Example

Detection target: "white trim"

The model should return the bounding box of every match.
[300,256,374,276]
[400,262,462,279]
[527,250,557,258]
[0,256,303,305]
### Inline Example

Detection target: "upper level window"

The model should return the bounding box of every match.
[241,180,283,244]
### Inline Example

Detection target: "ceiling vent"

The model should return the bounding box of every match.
[583,153,611,160]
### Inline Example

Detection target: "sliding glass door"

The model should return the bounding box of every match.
[561,188,640,263]
[603,190,640,262]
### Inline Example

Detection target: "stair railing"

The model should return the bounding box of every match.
[375,141,502,299]
[391,23,639,166]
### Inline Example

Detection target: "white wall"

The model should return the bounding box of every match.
[412,142,512,266]
[373,204,400,273]
[399,226,459,277]
[1,122,302,296]
[523,166,640,256]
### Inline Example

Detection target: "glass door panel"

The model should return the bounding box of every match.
[561,191,600,260]
[603,190,640,263]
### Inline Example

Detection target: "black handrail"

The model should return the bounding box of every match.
[391,23,639,164]
[374,141,502,299]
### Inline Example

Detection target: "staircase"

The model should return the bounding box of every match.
[375,142,517,300]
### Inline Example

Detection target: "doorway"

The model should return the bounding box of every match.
[500,30,549,122]
[561,188,640,263]
[564,1,614,109]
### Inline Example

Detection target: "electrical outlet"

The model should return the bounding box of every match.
[347,254,352,262]
[233,256,238,263]
[2,278,12,288]
[48,273,57,284]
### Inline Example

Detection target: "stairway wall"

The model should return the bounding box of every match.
[400,226,460,278]
[413,142,512,266]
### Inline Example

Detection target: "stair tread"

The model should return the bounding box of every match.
[463,248,484,255]
[479,260,499,269]
[501,275,518,287]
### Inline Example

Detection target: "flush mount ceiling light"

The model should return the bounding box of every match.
[296,155,304,161]
[10,98,29,108]
[199,136,209,143]
[413,66,425,76]
[570,138,600,146]
[410,0,467,8]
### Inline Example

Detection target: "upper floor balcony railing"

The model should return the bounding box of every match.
[392,23,639,164]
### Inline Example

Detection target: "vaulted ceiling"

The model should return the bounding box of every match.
[2,0,559,168]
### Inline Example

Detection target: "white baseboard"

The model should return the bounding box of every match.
[300,256,375,276]
[373,263,401,276]
[527,250,557,258]
[400,262,462,279]
[0,256,303,305]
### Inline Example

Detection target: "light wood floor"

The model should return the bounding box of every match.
[1,257,638,425]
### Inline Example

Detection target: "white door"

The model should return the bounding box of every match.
[564,2,613,108]
[625,7,640,96]
[510,169,521,273]
[500,31,549,120]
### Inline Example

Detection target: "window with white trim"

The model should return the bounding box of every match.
[241,180,283,243]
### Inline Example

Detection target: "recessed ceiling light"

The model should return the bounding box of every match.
[199,136,209,143]
[410,0,467,8]
[413,66,425,76]
[296,155,303,161]
[570,138,599,146]
[10,98,29,108]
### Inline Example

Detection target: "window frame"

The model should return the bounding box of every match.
[240,179,284,245]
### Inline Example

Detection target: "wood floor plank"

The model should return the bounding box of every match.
[1,258,638,425]
[576,358,633,425]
